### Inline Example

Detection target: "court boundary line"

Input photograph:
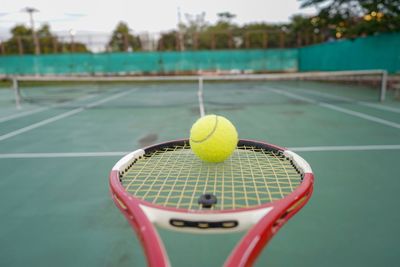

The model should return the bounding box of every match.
[0,107,49,123]
[0,90,107,124]
[0,152,129,158]
[270,89,400,129]
[0,90,133,142]
[292,87,400,114]
[289,144,400,152]
[0,144,399,158]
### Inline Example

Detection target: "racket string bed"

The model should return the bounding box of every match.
[120,144,302,210]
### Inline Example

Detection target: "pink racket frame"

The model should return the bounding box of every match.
[109,139,314,267]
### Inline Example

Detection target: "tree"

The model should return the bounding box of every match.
[157,31,180,51]
[107,22,141,52]
[289,15,326,46]
[158,12,303,50]
[37,24,58,54]
[239,23,292,49]
[158,12,210,50]
[183,12,208,50]
[4,25,35,54]
[2,24,89,54]
[299,0,400,38]
[204,13,238,49]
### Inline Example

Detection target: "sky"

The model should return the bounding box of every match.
[0,0,317,37]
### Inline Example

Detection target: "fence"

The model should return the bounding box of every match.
[1,32,399,75]
[299,32,400,74]
[0,29,320,55]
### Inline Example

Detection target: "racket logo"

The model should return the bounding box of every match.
[170,219,239,229]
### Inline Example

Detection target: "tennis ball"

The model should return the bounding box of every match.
[190,115,238,163]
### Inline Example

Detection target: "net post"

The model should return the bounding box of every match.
[198,76,205,117]
[12,77,21,109]
[380,70,387,102]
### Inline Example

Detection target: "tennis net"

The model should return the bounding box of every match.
[9,70,388,111]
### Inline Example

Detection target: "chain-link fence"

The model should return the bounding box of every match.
[0,29,326,55]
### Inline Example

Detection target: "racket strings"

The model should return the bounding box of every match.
[121,144,302,210]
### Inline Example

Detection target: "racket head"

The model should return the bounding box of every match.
[110,139,313,230]
[109,139,313,266]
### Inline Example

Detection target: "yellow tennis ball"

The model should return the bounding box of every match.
[190,115,238,163]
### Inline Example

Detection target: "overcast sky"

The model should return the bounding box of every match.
[1,0,317,35]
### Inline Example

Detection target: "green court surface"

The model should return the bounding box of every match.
[0,79,399,267]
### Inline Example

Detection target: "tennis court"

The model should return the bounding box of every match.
[0,75,399,267]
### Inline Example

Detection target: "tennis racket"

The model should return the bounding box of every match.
[109,139,314,267]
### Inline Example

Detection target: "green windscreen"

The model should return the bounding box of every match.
[0,49,298,75]
[299,32,400,73]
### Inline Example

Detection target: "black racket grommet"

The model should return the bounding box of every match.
[198,193,217,208]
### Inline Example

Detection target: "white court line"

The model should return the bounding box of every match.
[0,108,83,141]
[198,77,206,117]
[1,144,400,159]
[0,91,132,142]
[0,91,103,123]
[294,88,400,114]
[360,102,400,113]
[0,152,129,159]
[320,103,400,129]
[0,107,49,123]
[271,89,400,129]
[290,144,400,152]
